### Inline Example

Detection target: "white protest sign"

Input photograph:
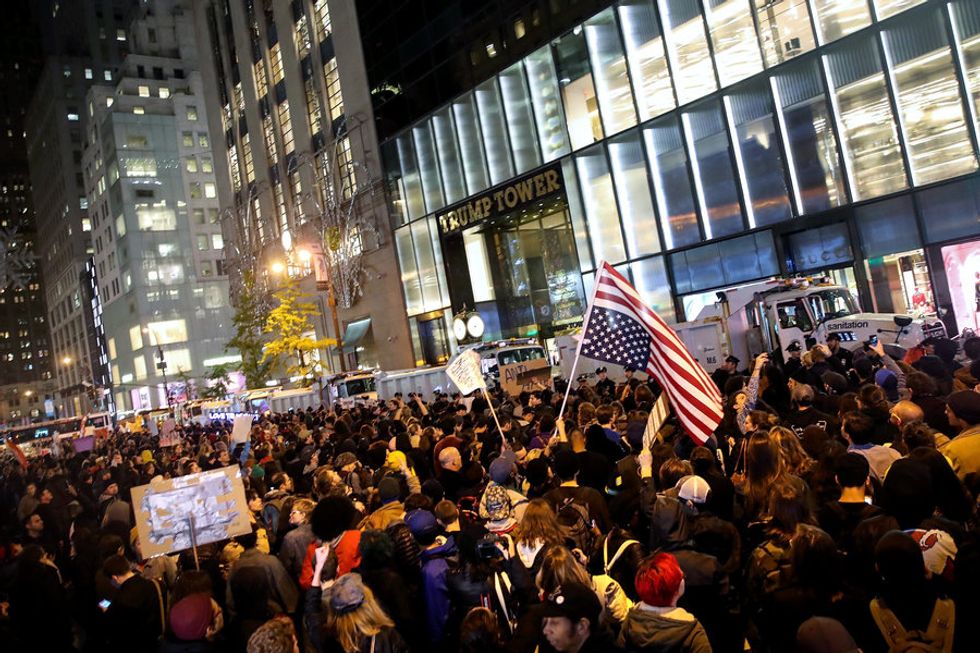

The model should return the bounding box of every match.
[159,418,178,447]
[230,414,253,444]
[446,349,486,396]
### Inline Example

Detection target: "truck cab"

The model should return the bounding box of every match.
[326,372,378,406]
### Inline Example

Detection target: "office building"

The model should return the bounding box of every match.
[84,0,234,413]
[368,0,980,364]
[25,0,141,416]
[193,0,414,372]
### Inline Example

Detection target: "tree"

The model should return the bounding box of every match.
[227,269,274,388]
[262,276,336,388]
[200,364,231,400]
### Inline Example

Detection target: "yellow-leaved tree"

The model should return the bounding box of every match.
[262,276,337,388]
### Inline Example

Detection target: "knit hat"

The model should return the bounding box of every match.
[328,573,366,614]
[677,475,711,505]
[906,528,957,581]
[821,371,849,394]
[334,452,357,470]
[875,369,899,402]
[385,450,407,470]
[169,592,213,641]
[377,477,401,504]
[947,390,980,425]
[483,484,512,522]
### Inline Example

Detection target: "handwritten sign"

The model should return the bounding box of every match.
[500,358,553,396]
[446,349,486,395]
[230,414,253,444]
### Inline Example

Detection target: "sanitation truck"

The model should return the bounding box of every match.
[673,277,947,372]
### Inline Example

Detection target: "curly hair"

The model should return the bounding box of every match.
[246,616,296,653]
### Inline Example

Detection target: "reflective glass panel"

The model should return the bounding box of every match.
[704,0,764,86]
[574,146,627,264]
[412,122,445,213]
[561,158,595,271]
[874,0,926,21]
[824,37,907,200]
[474,79,515,185]
[395,225,423,314]
[499,63,542,174]
[631,256,675,321]
[525,46,571,161]
[553,29,603,150]
[381,141,409,227]
[883,11,977,185]
[452,92,491,195]
[725,82,792,226]
[412,219,441,312]
[618,0,676,121]
[683,101,745,239]
[644,116,700,249]
[658,0,717,105]
[395,134,425,220]
[811,0,872,45]
[753,0,817,67]
[608,131,661,257]
[949,1,980,148]
[431,107,466,205]
[584,9,638,135]
[771,62,847,214]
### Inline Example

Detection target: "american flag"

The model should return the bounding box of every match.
[580,263,723,445]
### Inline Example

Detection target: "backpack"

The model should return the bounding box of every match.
[557,497,596,554]
[870,597,954,653]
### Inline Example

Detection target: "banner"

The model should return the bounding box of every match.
[131,466,250,559]
[446,349,486,396]
[499,358,554,396]
[230,414,253,444]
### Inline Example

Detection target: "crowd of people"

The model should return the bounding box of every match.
[1,333,980,653]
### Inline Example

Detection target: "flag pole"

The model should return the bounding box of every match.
[557,261,605,423]
[482,387,508,444]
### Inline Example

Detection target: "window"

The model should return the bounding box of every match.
[412,122,445,213]
[553,29,602,151]
[608,131,661,257]
[951,0,980,144]
[130,325,144,350]
[201,157,212,173]
[431,107,466,205]
[304,78,322,135]
[474,78,515,184]
[158,87,169,99]
[277,101,294,153]
[824,36,907,200]
[498,63,542,174]
[137,202,177,230]
[323,58,344,121]
[754,0,817,67]
[208,208,219,223]
[771,61,846,214]
[811,0,872,45]
[197,235,209,250]
[212,233,224,250]
[253,60,268,99]
[618,0,675,121]
[182,132,194,147]
[85,67,93,79]
[396,134,425,220]
[198,133,209,148]
[313,0,332,41]
[242,134,255,183]
[452,92,490,195]
[138,85,150,97]
[671,231,779,294]
[127,134,148,147]
[186,157,198,173]
[193,208,205,224]
[658,0,717,105]
[186,106,198,121]
[776,300,814,331]
[725,82,792,226]
[116,28,126,41]
[704,0,763,86]
[525,46,570,161]
[575,145,627,264]
[882,10,977,185]
[270,44,285,84]
[683,101,744,239]
[104,70,112,81]
[204,182,216,198]
[631,256,674,321]
[395,225,423,314]
[874,0,926,21]
[189,182,202,199]
[584,9,638,135]
[644,116,700,249]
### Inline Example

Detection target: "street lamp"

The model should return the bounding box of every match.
[62,355,72,366]
[270,260,286,275]
[143,327,171,412]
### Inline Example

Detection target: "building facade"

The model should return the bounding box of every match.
[370,0,980,365]
[192,0,414,375]
[84,0,235,413]
[25,0,141,416]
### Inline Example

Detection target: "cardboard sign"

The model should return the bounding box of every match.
[446,349,486,395]
[230,414,253,444]
[159,419,178,447]
[499,358,554,396]
[131,466,250,559]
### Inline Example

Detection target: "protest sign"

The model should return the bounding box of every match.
[159,419,178,447]
[446,349,485,395]
[230,414,253,444]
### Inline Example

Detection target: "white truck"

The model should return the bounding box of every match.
[673,277,947,372]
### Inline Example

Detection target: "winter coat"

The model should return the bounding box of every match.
[420,536,459,644]
[617,604,713,653]
[278,523,315,581]
[359,501,405,531]
[227,548,299,617]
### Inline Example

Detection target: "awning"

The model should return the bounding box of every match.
[342,318,372,354]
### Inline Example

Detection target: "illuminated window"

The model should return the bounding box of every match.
[658,0,717,105]
[189,183,203,199]
[201,157,213,173]
[949,1,980,153]
[324,58,344,121]
[158,87,170,99]
[147,320,188,345]
[305,78,322,135]
[204,182,217,199]
[618,0,676,122]
[753,0,817,67]
[584,9,638,135]
[186,106,198,121]
[294,15,311,59]
[274,183,288,236]
[197,234,209,250]
[313,0,332,41]
[212,233,224,249]
[228,145,243,191]
[138,85,150,97]
[553,29,601,150]
[253,60,268,99]
[182,132,194,147]
[278,101,294,153]
[130,325,144,350]
[338,136,357,197]
[137,202,177,230]
[242,134,255,183]
[704,0,763,86]
[270,44,284,84]
[874,0,926,21]
[186,157,198,173]
[811,0,872,44]
[134,355,147,380]
[263,116,279,165]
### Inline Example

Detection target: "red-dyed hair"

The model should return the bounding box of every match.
[634,553,683,607]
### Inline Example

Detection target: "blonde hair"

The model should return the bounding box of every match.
[325,582,394,653]
[513,499,563,548]
[292,498,316,523]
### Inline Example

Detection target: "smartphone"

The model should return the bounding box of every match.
[99,599,112,611]
[868,335,879,346]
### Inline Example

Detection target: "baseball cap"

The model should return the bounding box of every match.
[786,341,802,352]
[676,475,711,505]
[906,528,957,581]
[405,509,439,540]
[488,453,515,485]
[540,582,601,626]
[483,484,512,522]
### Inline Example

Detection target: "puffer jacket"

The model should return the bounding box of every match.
[617,605,713,653]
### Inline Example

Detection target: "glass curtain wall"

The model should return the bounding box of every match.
[575,146,627,264]
[499,63,543,174]
[951,0,980,144]
[554,30,603,150]
[431,107,466,205]
[475,79,516,185]
[658,0,718,105]
[874,0,926,21]
[526,46,572,161]
[608,131,662,257]
[753,0,817,67]
[452,92,491,195]
[644,116,700,249]
[683,100,745,239]
[704,0,764,86]
[584,9,638,135]
[811,1,872,45]
[618,0,676,121]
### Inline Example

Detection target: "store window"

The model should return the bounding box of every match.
[753,0,816,67]
[951,0,980,145]
[824,36,908,200]
[643,115,700,249]
[683,100,744,239]
[811,0,872,45]
[584,9,638,135]
[631,255,674,321]
[940,240,980,335]
[395,134,425,220]
[658,0,717,105]
[874,0,926,21]
[553,29,602,150]
[412,122,445,214]
[786,222,853,273]
[883,10,977,185]
[771,61,846,214]
[618,0,675,121]
[431,107,466,205]
[608,131,661,258]
[575,145,627,264]
[704,0,763,86]
[525,45,571,162]
[499,63,542,174]
[474,78,515,185]
[724,82,792,227]
[452,92,491,195]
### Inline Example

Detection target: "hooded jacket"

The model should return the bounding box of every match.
[617,604,713,653]
[420,536,459,644]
